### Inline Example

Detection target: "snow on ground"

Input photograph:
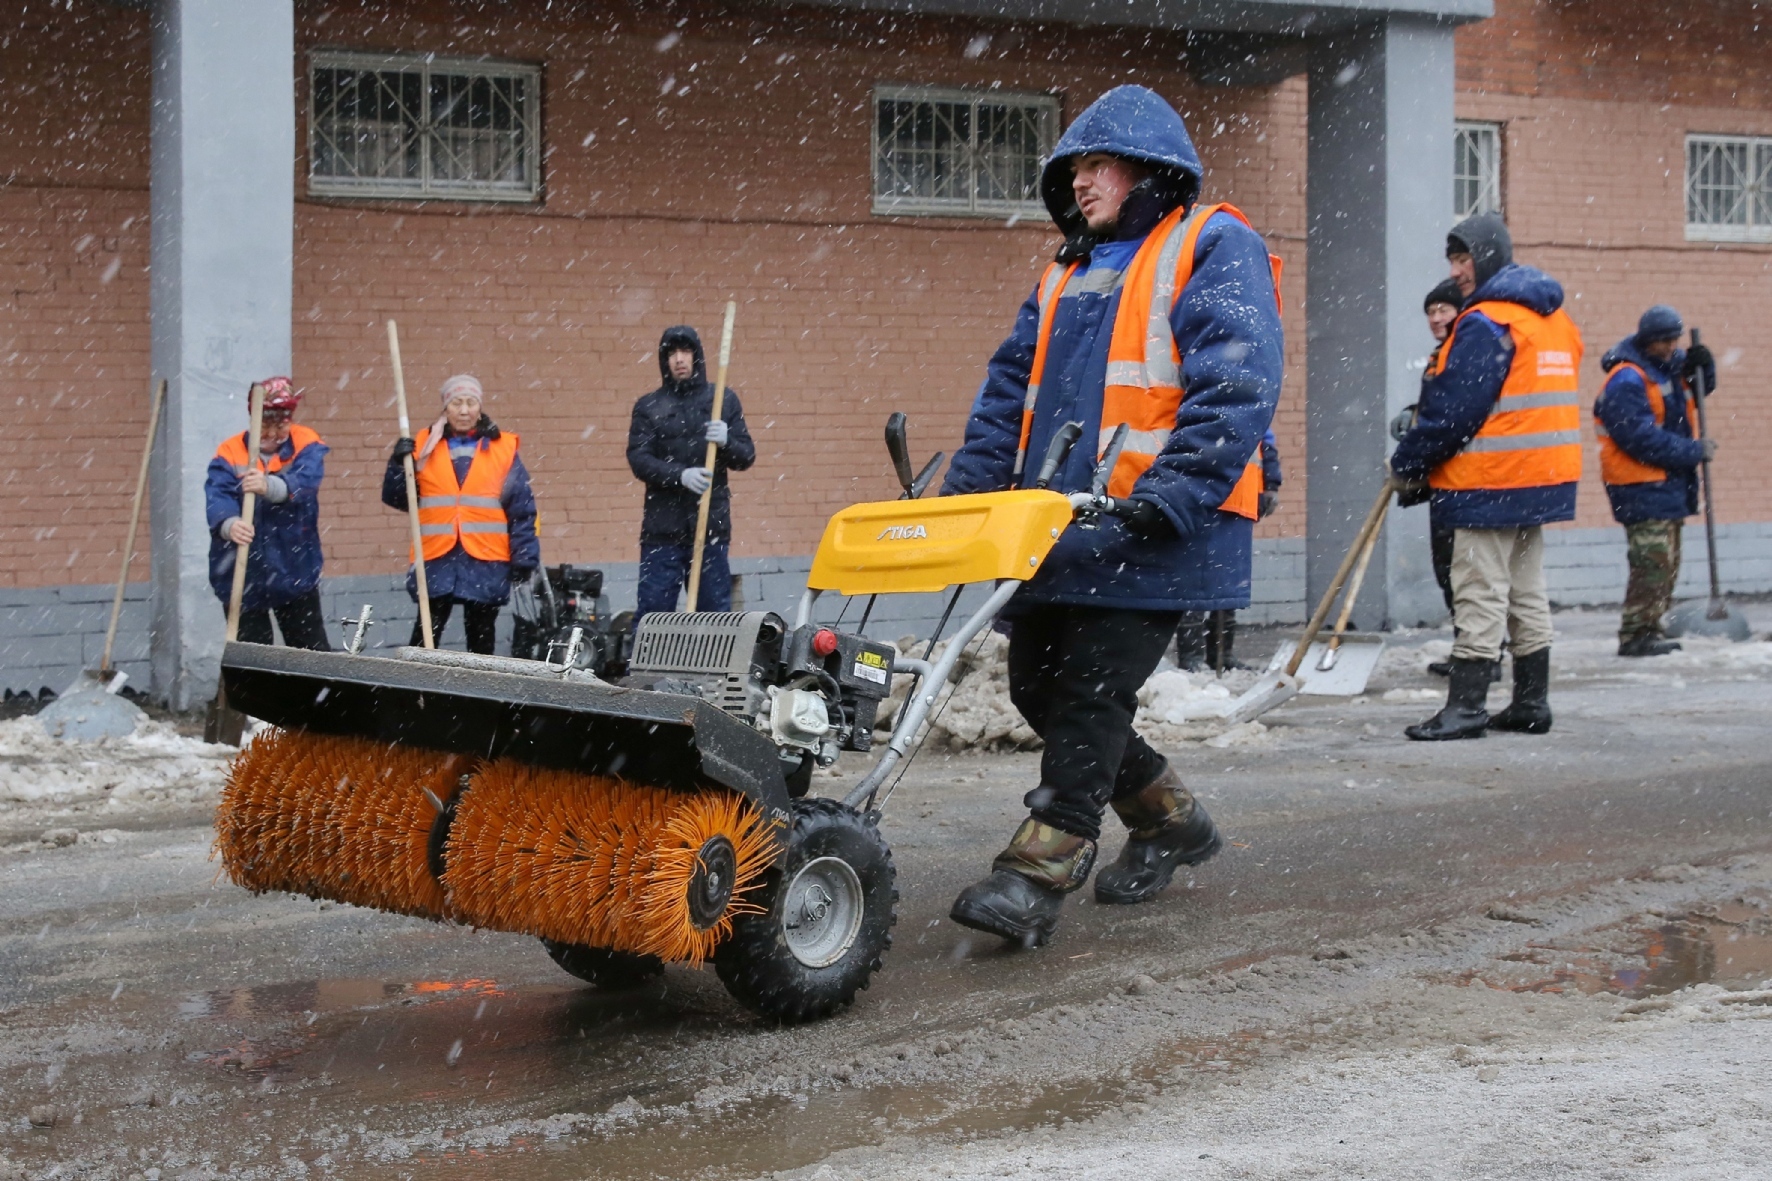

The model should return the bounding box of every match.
[0,716,234,811]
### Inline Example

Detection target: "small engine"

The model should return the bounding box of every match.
[510,564,633,679]
[626,611,898,796]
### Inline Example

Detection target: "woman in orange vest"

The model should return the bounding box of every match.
[383,374,539,654]
[1390,213,1583,741]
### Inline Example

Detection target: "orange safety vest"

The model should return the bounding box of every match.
[1596,361,1693,486]
[1015,203,1281,520]
[1425,300,1584,491]
[412,428,518,562]
[216,424,324,476]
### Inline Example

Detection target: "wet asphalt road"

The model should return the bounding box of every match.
[3,617,1770,1178]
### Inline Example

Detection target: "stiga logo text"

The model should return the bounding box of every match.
[876,524,929,540]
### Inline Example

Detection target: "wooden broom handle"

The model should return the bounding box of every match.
[1322,495,1390,660]
[388,320,434,648]
[686,300,736,611]
[225,383,266,643]
[1285,478,1396,678]
[103,377,165,673]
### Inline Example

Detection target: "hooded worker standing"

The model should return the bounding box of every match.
[383,374,539,654]
[205,377,332,649]
[626,325,757,621]
[1390,213,1584,740]
[939,85,1283,946]
[1595,305,1718,656]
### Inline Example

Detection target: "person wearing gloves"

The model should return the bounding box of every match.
[626,324,757,622]
[382,374,539,655]
[1595,305,1717,656]
[939,85,1283,947]
[1173,427,1281,672]
[205,377,332,649]
[1390,213,1583,741]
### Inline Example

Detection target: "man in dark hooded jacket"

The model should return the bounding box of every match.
[940,85,1283,947]
[1595,304,1718,656]
[1391,214,1584,741]
[626,325,756,620]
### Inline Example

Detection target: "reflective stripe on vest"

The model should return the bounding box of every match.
[411,428,519,562]
[1596,361,1692,487]
[215,424,324,476]
[1014,203,1282,520]
[1426,300,1585,492]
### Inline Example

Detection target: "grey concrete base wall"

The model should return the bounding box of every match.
[1543,522,1772,607]
[0,584,154,696]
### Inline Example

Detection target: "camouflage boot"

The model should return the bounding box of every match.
[950,816,1096,948]
[1094,763,1222,904]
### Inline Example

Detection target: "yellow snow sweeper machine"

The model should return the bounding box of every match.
[216,418,1125,1021]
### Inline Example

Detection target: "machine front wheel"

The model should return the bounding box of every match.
[541,939,665,990]
[714,797,896,1022]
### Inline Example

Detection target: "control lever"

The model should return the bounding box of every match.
[1070,423,1130,529]
[340,605,375,655]
[908,451,945,499]
[884,412,916,496]
[1033,421,1083,490]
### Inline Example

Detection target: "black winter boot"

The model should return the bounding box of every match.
[1174,613,1208,671]
[1205,612,1251,672]
[1618,633,1681,657]
[950,817,1096,947]
[1488,647,1552,734]
[1404,658,1492,741]
[1094,763,1222,905]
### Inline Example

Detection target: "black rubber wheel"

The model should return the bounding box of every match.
[541,939,664,990]
[714,797,897,1023]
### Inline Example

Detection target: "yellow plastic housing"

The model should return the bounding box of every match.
[807,489,1074,596]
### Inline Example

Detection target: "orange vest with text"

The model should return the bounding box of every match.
[216,424,324,477]
[1596,361,1693,486]
[1426,300,1584,491]
[1015,203,1281,520]
[412,428,518,562]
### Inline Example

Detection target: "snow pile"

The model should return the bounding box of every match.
[0,717,235,807]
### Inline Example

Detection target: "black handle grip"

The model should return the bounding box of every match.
[1093,423,1130,498]
[909,451,945,499]
[885,412,915,493]
[1034,421,1083,490]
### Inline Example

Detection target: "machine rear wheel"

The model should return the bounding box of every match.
[714,797,896,1022]
[541,939,664,990]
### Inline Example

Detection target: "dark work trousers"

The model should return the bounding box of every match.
[410,597,501,655]
[1430,511,1456,619]
[233,589,332,650]
[1006,604,1183,842]
[635,540,731,624]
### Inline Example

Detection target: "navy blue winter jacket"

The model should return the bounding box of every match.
[381,428,540,605]
[941,86,1283,612]
[1389,264,1579,529]
[627,326,757,545]
[1596,336,1706,524]
[205,430,328,611]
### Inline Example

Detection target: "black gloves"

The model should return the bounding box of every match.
[391,436,416,462]
[509,567,536,587]
[1682,344,1716,392]
[1115,497,1174,540]
[1258,491,1279,520]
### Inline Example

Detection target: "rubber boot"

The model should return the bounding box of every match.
[1094,763,1222,905]
[1404,657,1492,741]
[1488,647,1552,734]
[950,817,1096,948]
[1174,613,1208,672]
[1206,612,1251,672]
[1618,633,1681,657]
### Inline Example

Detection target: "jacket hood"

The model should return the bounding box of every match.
[657,325,708,389]
[1040,86,1203,241]
[1447,212,1513,289]
[1468,262,1564,318]
[1601,334,1682,379]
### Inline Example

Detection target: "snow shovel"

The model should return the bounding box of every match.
[1664,327,1751,642]
[204,382,266,745]
[1213,478,1397,725]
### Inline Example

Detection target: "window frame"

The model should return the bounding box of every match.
[307,49,542,204]
[870,83,1059,220]
[1453,119,1503,220]
[1685,132,1772,243]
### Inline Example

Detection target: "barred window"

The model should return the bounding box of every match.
[1686,134,1772,242]
[1453,121,1502,219]
[309,51,540,202]
[872,86,1058,218]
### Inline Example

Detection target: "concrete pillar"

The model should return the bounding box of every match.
[1305,17,1456,630]
[149,0,295,707]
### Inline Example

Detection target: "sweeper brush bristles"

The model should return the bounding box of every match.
[443,762,776,967]
[217,730,464,919]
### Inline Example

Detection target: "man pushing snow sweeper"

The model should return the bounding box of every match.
[939,85,1283,947]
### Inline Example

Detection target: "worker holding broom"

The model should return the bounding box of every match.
[1390,213,1583,740]
[939,85,1283,946]
[204,378,332,650]
[383,374,538,655]
[626,324,756,622]
[1596,305,1718,657]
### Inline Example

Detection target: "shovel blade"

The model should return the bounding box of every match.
[1216,672,1301,725]
[1266,633,1387,696]
[1665,599,1752,642]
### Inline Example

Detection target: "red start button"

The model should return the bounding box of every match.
[811,628,840,657]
